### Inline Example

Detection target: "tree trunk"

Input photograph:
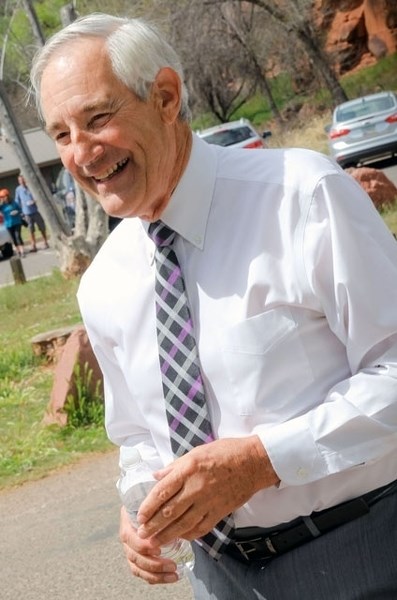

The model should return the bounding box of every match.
[296,23,348,106]
[0,80,70,248]
[11,0,109,277]
[57,185,108,278]
[21,0,46,46]
[224,0,348,106]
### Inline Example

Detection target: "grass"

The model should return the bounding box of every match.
[380,203,397,235]
[0,269,112,489]
[1,52,397,490]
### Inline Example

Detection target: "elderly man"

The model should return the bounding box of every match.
[30,13,397,599]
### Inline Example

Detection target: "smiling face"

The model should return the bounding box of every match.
[40,38,192,220]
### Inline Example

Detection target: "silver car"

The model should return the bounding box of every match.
[327,91,397,168]
[197,118,271,150]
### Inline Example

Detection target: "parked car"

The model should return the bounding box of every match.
[197,118,271,149]
[0,213,13,260]
[327,90,397,168]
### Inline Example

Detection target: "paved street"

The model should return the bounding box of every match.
[377,156,397,187]
[0,243,60,287]
[0,451,194,600]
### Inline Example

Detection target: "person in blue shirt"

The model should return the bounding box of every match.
[14,174,49,252]
[0,188,25,257]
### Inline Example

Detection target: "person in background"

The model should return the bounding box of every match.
[14,174,49,252]
[0,188,25,258]
[30,13,397,600]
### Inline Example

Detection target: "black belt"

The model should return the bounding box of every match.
[226,479,397,565]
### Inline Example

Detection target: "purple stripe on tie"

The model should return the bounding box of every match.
[170,402,189,431]
[159,319,194,375]
[159,266,181,303]
[169,375,203,431]
[168,266,181,286]
[179,320,192,340]
[160,357,171,375]
[187,375,203,400]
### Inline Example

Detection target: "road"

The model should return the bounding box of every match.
[374,155,397,187]
[0,451,194,600]
[0,244,60,287]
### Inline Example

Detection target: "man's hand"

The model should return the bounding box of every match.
[119,507,180,584]
[136,435,279,545]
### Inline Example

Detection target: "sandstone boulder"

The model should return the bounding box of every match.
[43,324,103,427]
[346,166,397,209]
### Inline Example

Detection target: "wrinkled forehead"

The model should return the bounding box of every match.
[40,39,117,125]
[40,38,110,100]
[42,36,109,80]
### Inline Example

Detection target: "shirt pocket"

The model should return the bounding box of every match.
[218,307,315,418]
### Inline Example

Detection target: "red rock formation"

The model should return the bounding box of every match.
[346,166,397,209]
[43,325,103,427]
[316,0,397,74]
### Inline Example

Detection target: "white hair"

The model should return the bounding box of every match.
[30,12,191,121]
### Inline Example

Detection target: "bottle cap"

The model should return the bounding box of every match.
[120,447,142,469]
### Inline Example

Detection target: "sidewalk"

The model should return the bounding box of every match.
[0,451,194,600]
[0,244,59,287]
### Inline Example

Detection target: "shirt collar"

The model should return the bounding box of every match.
[142,133,218,250]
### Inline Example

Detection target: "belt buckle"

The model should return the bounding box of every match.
[235,535,277,561]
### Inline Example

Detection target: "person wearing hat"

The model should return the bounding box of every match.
[0,188,25,258]
[14,174,49,252]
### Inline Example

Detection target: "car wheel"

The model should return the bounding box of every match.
[1,242,13,259]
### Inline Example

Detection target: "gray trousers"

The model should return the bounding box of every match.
[188,486,397,599]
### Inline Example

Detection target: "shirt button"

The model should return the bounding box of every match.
[296,467,309,479]
[194,235,202,245]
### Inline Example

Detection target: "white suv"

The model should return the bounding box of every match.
[197,118,271,149]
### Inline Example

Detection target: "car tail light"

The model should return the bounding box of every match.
[329,128,350,139]
[385,113,397,123]
[243,139,264,149]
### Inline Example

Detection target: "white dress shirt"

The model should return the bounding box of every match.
[78,134,397,528]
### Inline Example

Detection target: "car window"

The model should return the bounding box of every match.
[336,95,395,122]
[202,126,255,147]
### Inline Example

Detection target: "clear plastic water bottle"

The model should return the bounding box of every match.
[117,447,195,579]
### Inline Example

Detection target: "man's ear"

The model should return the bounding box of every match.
[152,67,182,124]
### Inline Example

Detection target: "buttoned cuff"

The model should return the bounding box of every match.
[253,418,329,487]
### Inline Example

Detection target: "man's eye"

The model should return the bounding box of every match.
[90,113,111,128]
[55,131,70,143]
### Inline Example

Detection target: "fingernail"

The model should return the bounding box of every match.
[164,574,178,583]
[163,563,176,572]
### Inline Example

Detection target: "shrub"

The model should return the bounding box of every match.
[64,362,104,428]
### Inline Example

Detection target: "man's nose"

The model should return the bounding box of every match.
[71,130,104,167]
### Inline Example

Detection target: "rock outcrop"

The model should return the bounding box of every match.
[346,166,397,209]
[43,325,103,427]
[316,0,397,74]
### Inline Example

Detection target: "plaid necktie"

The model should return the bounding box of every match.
[148,220,234,560]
